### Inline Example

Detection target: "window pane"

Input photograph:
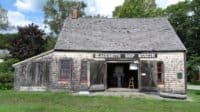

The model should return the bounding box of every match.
[80,60,88,82]
[157,61,164,84]
[59,59,72,81]
[157,73,162,83]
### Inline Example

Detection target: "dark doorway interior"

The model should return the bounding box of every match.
[107,63,138,89]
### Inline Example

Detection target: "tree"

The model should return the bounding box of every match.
[165,0,200,58]
[165,0,200,83]
[0,34,17,49]
[189,0,200,57]
[43,0,86,35]
[9,23,46,60]
[43,35,57,51]
[187,56,200,82]
[0,6,9,30]
[113,0,164,18]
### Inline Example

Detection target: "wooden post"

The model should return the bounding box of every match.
[198,66,200,81]
[198,72,200,81]
[104,62,107,89]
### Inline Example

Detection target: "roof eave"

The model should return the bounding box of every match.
[54,49,186,53]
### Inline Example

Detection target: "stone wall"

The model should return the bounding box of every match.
[157,52,186,94]
[53,52,93,92]
[53,51,186,94]
[14,51,186,94]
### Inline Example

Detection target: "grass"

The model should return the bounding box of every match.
[0,90,200,112]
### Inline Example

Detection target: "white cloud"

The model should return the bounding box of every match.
[7,11,50,33]
[15,0,47,12]
[4,0,186,34]
[39,24,51,34]
[0,29,18,34]
[83,0,185,17]
[2,11,32,33]
[156,0,185,9]
[84,0,124,17]
[13,0,185,17]
[8,11,32,27]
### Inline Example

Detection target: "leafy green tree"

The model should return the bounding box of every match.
[0,34,17,49]
[187,56,200,82]
[9,23,46,60]
[189,0,200,57]
[43,0,86,34]
[165,0,200,83]
[165,0,200,58]
[0,59,19,73]
[113,0,163,18]
[0,6,9,30]
[0,58,19,90]
[165,1,191,47]
[44,35,57,51]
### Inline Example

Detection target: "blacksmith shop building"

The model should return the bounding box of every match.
[13,17,187,98]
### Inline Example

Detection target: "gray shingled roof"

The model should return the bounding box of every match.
[55,18,186,52]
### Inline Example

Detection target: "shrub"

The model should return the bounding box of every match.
[187,56,200,82]
[0,58,19,90]
[44,36,57,51]
[0,34,17,49]
[0,72,13,90]
[189,81,200,85]
[0,58,19,72]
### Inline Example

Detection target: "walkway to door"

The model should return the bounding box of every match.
[74,91,162,99]
[188,84,200,90]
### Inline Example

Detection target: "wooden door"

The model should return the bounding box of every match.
[140,61,157,91]
[89,60,106,91]
[25,61,50,86]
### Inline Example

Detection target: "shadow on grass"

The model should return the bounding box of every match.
[194,91,200,95]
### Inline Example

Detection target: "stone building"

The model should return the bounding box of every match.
[13,17,187,98]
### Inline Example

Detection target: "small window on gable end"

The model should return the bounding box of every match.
[80,60,88,83]
[157,61,164,84]
[59,59,73,81]
[177,72,183,79]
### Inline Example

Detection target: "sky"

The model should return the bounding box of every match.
[0,0,184,33]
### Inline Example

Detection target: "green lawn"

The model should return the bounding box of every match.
[0,90,200,112]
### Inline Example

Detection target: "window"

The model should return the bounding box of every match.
[157,61,164,84]
[177,72,183,79]
[59,59,72,81]
[80,60,88,83]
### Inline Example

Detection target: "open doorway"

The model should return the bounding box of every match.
[107,63,138,89]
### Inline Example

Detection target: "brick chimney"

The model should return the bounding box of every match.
[71,7,80,19]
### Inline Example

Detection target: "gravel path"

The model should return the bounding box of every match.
[188,85,200,90]
[73,91,191,101]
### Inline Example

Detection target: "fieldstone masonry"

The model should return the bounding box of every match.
[157,52,186,94]
[13,51,186,95]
